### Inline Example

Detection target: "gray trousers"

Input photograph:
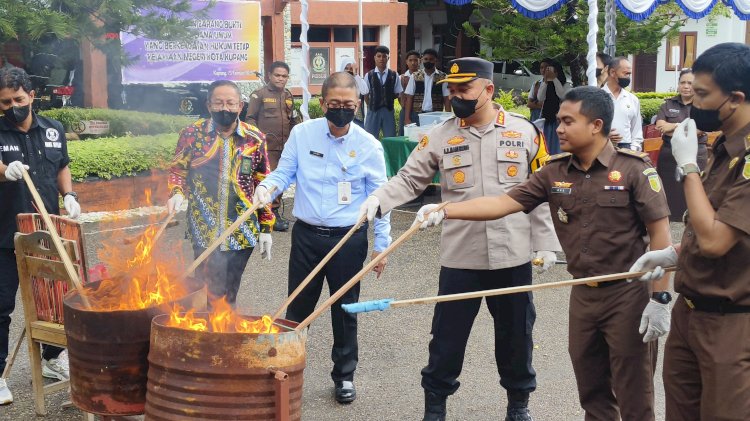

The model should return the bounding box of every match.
[365,107,396,139]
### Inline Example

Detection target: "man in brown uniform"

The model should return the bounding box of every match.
[360,57,561,421]
[631,42,750,421]
[416,86,674,421]
[246,61,296,231]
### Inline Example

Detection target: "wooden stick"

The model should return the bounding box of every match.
[21,169,90,308]
[177,186,276,282]
[295,202,449,331]
[151,211,176,246]
[363,267,679,312]
[271,214,366,322]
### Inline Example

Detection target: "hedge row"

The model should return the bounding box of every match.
[40,108,193,137]
[68,134,177,181]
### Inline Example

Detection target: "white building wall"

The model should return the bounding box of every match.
[654,16,746,92]
[413,10,447,53]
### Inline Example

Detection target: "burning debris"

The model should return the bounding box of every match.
[169,297,280,334]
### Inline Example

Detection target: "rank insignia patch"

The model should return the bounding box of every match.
[729,157,739,169]
[608,171,622,183]
[418,135,429,151]
[447,136,465,145]
[553,181,573,188]
[501,131,522,139]
[505,150,519,159]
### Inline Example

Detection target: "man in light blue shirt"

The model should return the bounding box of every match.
[254,72,391,404]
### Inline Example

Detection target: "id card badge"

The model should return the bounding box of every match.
[338,182,352,205]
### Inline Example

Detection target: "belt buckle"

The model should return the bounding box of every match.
[586,282,599,288]
[317,226,332,237]
[684,297,695,309]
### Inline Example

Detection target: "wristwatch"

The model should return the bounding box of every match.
[652,291,673,304]
[63,191,78,200]
[675,163,700,182]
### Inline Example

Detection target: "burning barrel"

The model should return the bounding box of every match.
[145,313,307,421]
[63,278,207,416]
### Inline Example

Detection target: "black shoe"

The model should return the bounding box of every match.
[334,381,356,404]
[423,391,446,421]
[505,405,533,421]
[273,210,289,232]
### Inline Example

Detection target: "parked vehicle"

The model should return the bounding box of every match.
[27,53,76,111]
[492,60,572,93]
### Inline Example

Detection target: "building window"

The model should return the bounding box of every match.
[666,32,697,71]
[334,27,356,42]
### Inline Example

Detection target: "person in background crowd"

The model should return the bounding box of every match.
[340,60,368,128]
[603,57,643,151]
[403,48,451,128]
[361,57,560,421]
[527,60,550,122]
[417,86,672,421]
[399,50,422,135]
[654,68,708,220]
[596,53,612,87]
[0,67,81,404]
[537,60,571,154]
[246,61,296,231]
[364,45,402,139]
[167,80,275,306]
[631,42,750,421]
[255,72,391,405]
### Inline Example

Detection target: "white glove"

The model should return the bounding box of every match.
[671,119,699,168]
[4,161,29,181]
[639,299,671,342]
[628,245,678,282]
[412,204,444,230]
[63,194,81,219]
[533,250,557,273]
[359,196,380,222]
[259,233,272,260]
[253,185,272,207]
[167,193,184,214]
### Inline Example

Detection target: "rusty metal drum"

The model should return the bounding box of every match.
[145,314,307,421]
[63,280,207,416]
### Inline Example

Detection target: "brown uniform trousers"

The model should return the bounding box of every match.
[665,124,750,421]
[508,141,670,420]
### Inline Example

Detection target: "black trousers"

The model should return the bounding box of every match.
[421,264,537,397]
[0,248,64,372]
[285,222,368,382]
[192,247,253,305]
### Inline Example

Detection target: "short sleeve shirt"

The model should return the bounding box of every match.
[655,96,708,144]
[0,114,69,248]
[675,123,750,305]
[508,141,670,278]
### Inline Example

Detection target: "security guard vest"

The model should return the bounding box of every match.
[412,69,446,113]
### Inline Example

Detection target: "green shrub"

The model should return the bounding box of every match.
[640,98,666,125]
[520,91,529,104]
[68,133,178,181]
[40,108,193,137]
[507,106,531,119]
[635,92,674,100]
[494,89,516,111]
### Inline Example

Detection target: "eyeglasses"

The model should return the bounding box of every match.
[209,101,241,111]
[326,102,357,110]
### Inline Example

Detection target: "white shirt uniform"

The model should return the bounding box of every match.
[602,84,644,151]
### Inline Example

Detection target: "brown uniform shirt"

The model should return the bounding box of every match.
[508,141,670,278]
[675,123,750,305]
[655,96,708,144]
[246,85,295,151]
[374,107,561,270]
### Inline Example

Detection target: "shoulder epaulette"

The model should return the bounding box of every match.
[617,148,650,160]
[548,152,572,161]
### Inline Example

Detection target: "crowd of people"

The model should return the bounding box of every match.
[0,39,747,421]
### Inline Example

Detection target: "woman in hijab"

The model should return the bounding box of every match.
[340,59,367,127]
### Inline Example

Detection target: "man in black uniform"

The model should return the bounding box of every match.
[0,67,81,404]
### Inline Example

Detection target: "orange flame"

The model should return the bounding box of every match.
[167,297,280,334]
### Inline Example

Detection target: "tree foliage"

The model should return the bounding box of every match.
[465,0,730,85]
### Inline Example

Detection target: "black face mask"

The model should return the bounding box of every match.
[3,104,31,125]
[423,62,435,71]
[617,77,631,89]
[595,68,603,78]
[326,108,355,128]
[692,97,733,132]
[451,89,490,119]
[211,110,239,128]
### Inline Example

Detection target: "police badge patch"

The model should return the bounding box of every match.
[648,174,662,192]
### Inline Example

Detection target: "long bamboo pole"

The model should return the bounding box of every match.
[21,169,90,308]
[295,202,449,331]
[271,214,366,322]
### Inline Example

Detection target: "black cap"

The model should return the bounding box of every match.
[437,57,493,84]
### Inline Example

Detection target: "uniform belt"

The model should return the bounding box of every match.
[296,220,367,237]
[584,279,626,288]
[683,296,750,314]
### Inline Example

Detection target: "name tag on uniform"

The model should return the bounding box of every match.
[551,187,572,195]
[338,182,352,204]
[310,150,324,158]
[240,156,253,175]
